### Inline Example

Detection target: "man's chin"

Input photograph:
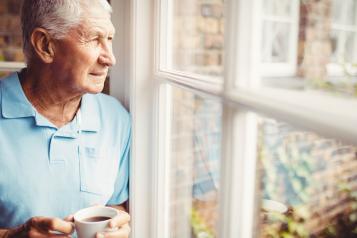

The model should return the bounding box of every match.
[85,77,106,94]
[85,83,105,94]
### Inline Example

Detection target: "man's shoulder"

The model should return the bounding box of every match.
[0,74,9,94]
[87,93,130,121]
[0,72,17,83]
[0,73,19,96]
[93,92,121,105]
[0,76,10,120]
[0,75,9,113]
[0,79,2,115]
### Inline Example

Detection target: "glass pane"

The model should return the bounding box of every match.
[167,0,224,78]
[256,116,357,238]
[259,0,357,97]
[0,0,25,62]
[168,85,222,238]
[262,22,290,63]
[330,30,357,63]
[263,0,292,17]
[346,33,357,63]
[332,0,357,25]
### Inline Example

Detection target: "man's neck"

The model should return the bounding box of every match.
[20,68,83,128]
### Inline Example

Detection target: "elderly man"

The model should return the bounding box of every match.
[0,0,131,237]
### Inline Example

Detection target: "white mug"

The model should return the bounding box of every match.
[74,206,119,238]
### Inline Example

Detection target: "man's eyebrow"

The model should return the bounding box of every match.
[87,28,115,38]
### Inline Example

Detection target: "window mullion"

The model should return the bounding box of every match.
[129,0,155,237]
[220,0,260,238]
[220,0,240,236]
[152,84,172,238]
[234,111,259,238]
[219,106,235,238]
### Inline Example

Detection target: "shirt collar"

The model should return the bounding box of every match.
[1,72,35,119]
[78,93,101,132]
[1,72,101,132]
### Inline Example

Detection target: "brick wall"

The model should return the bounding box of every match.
[169,88,221,237]
[259,120,357,236]
[170,89,196,238]
[299,0,332,83]
[172,0,224,76]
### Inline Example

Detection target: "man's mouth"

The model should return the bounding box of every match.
[89,72,107,77]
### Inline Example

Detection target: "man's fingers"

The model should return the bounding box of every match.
[97,224,131,238]
[31,217,75,234]
[28,228,71,238]
[63,214,74,222]
[108,211,130,228]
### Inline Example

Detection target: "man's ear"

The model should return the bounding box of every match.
[30,28,55,63]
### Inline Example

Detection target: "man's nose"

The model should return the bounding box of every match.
[98,43,116,67]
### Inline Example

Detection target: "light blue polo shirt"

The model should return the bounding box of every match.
[0,72,131,228]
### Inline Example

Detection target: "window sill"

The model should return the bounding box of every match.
[227,86,357,145]
[0,62,26,71]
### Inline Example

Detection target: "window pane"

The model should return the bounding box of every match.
[331,0,357,25]
[168,85,222,238]
[166,0,224,78]
[345,33,357,63]
[256,117,357,237]
[259,0,357,97]
[263,0,292,17]
[261,22,290,63]
[0,0,24,63]
[330,30,357,63]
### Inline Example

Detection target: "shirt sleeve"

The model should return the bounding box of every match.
[107,120,131,206]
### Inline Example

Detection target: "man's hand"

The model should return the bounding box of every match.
[6,216,74,238]
[96,210,131,238]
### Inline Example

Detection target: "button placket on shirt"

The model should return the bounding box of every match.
[49,127,78,165]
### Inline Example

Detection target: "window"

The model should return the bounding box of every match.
[126,0,357,237]
[258,0,357,95]
[257,117,357,238]
[0,0,25,77]
[328,0,357,76]
[167,86,222,238]
[162,0,224,79]
[260,0,300,77]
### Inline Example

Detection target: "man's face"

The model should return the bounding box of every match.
[52,7,116,95]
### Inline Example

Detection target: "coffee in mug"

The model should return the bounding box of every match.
[74,206,119,238]
[82,216,111,222]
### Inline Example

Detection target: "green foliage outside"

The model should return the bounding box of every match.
[191,207,215,238]
[259,122,357,237]
[309,63,357,97]
[259,124,316,238]
[319,183,357,238]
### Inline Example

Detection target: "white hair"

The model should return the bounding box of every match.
[21,0,112,63]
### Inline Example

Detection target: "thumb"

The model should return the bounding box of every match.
[64,214,74,222]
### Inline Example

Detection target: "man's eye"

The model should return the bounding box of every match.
[88,38,100,46]
[108,36,113,41]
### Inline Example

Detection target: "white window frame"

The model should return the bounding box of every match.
[259,0,300,78]
[0,62,26,72]
[110,0,157,237]
[110,1,357,238]
[157,0,224,93]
